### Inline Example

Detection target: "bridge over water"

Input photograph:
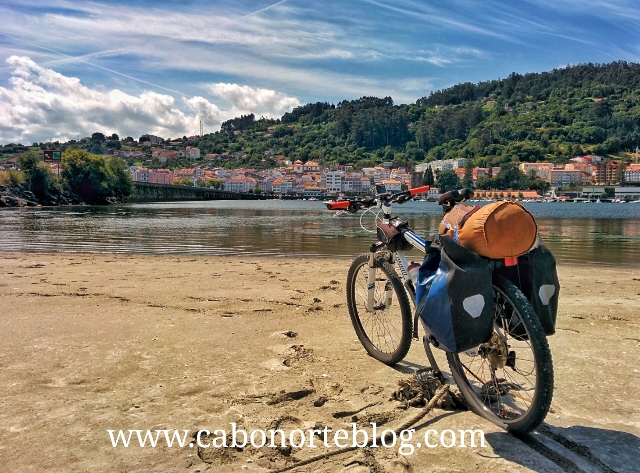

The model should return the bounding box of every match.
[128,182,264,203]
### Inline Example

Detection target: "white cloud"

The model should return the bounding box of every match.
[208,83,300,117]
[0,57,301,144]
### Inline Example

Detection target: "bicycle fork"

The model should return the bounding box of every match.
[366,252,393,312]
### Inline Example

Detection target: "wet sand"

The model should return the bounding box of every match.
[0,253,639,472]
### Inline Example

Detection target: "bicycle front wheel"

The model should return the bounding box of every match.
[346,254,412,365]
[446,274,554,434]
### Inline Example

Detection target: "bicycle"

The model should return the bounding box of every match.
[325,186,554,435]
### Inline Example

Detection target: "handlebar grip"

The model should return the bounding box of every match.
[325,200,351,210]
[437,190,456,205]
[409,185,430,196]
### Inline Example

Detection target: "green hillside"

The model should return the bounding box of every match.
[3,61,640,171]
[183,61,640,170]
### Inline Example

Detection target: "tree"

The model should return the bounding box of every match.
[91,132,106,143]
[174,177,193,186]
[435,169,459,193]
[462,160,474,188]
[206,178,225,189]
[61,149,132,203]
[18,151,57,198]
[614,162,626,184]
[105,157,134,198]
[423,166,435,186]
[496,162,523,190]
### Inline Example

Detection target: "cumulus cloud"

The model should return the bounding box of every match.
[208,83,301,117]
[0,57,300,144]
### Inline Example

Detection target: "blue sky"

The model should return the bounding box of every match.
[1,0,639,144]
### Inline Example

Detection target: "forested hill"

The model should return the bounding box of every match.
[5,61,639,171]
[186,61,640,171]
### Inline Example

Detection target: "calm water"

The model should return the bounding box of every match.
[1,200,639,265]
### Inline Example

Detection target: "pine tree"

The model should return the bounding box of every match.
[423,166,435,186]
[462,160,474,188]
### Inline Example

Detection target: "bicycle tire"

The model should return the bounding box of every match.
[346,254,412,365]
[446,274,554,434]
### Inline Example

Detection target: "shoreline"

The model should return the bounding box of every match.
[2,250,640,268]
[1,252,639,472]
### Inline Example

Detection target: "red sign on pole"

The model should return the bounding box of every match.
[43,150,61,162]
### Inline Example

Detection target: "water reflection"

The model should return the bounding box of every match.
[1,201,639,265]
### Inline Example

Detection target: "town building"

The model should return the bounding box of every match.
[409,171,424,189]
[379,179,402,192]
[548,169,583,187]
[415,158,467,173]
[624,164,640,183]
[140,134,163,144]
[129,167,174,184]
[186,146,200,160]
[594,161,619,185]
[321,171,344,193]
[224,177,257,193]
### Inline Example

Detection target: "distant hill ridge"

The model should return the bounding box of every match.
[3,61,640,171]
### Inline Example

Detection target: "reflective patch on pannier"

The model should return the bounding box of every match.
[463,294,486,319]
[538,284,556,306]
[416,235,494,353]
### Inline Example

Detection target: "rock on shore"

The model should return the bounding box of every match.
[0,185,85,207]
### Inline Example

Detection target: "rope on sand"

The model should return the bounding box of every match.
[272,383,451,473]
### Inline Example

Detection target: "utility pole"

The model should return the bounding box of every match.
[200,121,203,137]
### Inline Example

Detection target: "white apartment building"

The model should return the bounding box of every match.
[378,179,402,192]
[224,177,256,193]
[186,146,200,160]
[548,169,582,186]
[272,180,293,194]
[257,180,273,192]
[362,167,390,182]
[321,171,344,192]
[343,177,371,194]
[416,158,467,173]
[625,164,640,183]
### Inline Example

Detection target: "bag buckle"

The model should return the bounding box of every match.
[504,256,518,267]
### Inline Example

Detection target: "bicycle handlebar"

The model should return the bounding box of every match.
[436,188,474,205]
[408,185,431,196]
[324,186,430,212]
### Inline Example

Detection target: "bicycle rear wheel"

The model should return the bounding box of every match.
[446,274,554,434]
[346,254,412,365]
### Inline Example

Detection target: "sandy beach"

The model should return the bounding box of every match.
[0,253,639,472]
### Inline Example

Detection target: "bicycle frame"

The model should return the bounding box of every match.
[365,199,427,311]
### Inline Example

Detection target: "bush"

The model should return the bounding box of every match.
[0,169,25,187]
[61,149,133,203]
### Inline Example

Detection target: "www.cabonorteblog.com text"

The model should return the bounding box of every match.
[108,423,486,455]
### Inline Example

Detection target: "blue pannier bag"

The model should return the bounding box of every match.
[415,235,494,353]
